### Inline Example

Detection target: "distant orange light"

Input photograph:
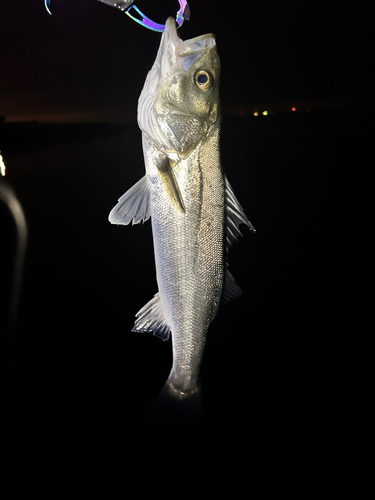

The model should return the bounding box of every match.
[292,106,297,112]
[254,110,259,116]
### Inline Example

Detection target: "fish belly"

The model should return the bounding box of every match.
[144,129,225,394]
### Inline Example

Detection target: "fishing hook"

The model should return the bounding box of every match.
[125,0,190,32]
[44,0,52,15]
[44,1,191,32]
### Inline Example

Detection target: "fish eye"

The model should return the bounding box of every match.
[194,70,213,91]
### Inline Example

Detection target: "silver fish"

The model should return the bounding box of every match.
[109,18,255,406]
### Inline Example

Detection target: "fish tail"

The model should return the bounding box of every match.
[145,379,203,431]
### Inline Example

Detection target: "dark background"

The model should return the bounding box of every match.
[1,0,375,498]
[1,0,374,120]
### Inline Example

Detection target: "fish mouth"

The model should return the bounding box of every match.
[137,17,218,152]
[164,16,182,48]
[165,16,216,55]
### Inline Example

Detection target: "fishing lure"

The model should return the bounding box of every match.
[44,0,191,32]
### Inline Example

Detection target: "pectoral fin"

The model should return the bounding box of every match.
[158,158,185,214]
[108,176,150,225]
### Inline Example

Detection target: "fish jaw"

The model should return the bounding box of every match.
[138,17,220,159]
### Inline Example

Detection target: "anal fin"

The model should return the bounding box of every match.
[132,293,171,341]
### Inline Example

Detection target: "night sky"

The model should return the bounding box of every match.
[1,0,374,122]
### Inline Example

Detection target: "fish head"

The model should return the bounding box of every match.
[138,17,220,160]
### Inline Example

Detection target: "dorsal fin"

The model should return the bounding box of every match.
[222,269,242,303]
[225,175,255,251]
[108,176,151,225]
[223,176,255,304]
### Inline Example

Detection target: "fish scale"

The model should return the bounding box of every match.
[147,128,225,394]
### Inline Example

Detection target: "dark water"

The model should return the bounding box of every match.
[1,110,374,497]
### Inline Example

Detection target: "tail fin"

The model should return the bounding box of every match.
[143,379,203,433]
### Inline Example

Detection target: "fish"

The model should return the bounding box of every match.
[109,17,255,409]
